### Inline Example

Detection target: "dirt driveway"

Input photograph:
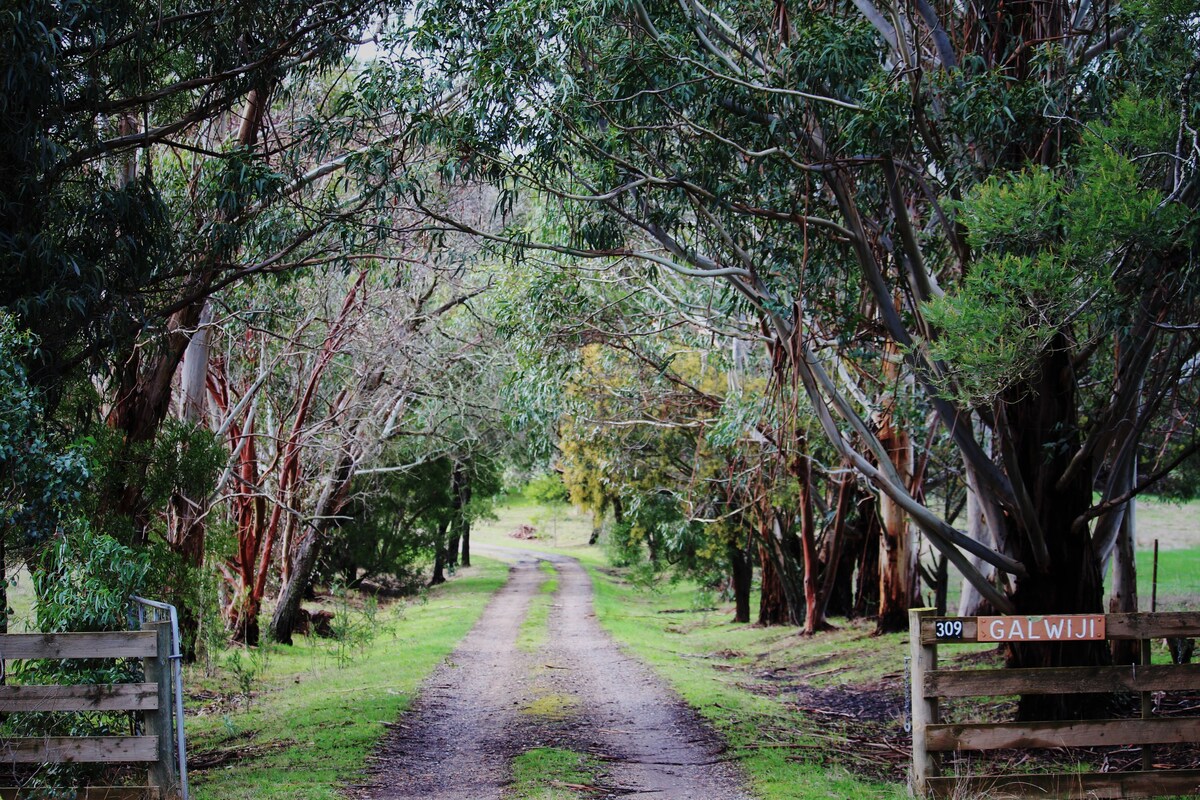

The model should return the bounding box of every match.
[349,547,754,799]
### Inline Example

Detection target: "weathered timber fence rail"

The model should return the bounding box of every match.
[0,621,181,800]
[910,608,1200,799]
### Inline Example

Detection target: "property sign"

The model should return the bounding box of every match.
[977,615,1105,642]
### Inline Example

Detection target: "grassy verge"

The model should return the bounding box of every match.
[588,572,909,800]
[507,747,599,800]
[517,560,559,653]
[185,557,508,800]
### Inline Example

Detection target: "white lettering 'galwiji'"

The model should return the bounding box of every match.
[977,615,1105,642]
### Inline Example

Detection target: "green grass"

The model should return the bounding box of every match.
[178,495,1193,800]
[1137,546,1200,612]
[5,564,36,632]
[586,572,909,800]
[520,693,578,720]
[185,557,508,800]
[474,504,604,566]
[517,561,558,654]
[507,747,599,800]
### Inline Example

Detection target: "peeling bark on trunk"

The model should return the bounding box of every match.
[875,347,915,633]
[870,337,917,633]
[797,450,826,634]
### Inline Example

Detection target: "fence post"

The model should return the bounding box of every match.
[1140,636,1154,771]
[909,607,939,797]
[143,620,178,798]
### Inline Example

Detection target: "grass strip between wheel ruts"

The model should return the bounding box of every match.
[517,560,559,654]
[507,747,600,800]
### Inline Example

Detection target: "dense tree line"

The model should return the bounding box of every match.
[0,0,514,665]
[2,0,1199,734]
[401,0,1200,718]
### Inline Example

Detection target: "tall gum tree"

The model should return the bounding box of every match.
[405,0,1200,716]
[1,0,448,557]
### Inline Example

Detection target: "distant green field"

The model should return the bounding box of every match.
[1139,546,1200,612]
[1132,495,1200,550]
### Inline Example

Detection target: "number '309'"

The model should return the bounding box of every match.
[935,620,963,639]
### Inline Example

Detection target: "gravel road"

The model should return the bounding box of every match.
[350,546,754,799]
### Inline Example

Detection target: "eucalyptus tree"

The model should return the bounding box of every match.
[494,256,871,631]
[2,0,394,386]
[191,224,494,644]
[404,0,1200,712]
[1,0,454,556]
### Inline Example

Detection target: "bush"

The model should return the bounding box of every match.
[522,472,569,505]
[4,530,158,792]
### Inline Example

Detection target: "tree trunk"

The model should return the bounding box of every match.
[1100,365,1142,665]
[1001,342,1108,720]
[460,520,471,567]
[268,452,355,645]
[817,469,854,621]
[588,507,602,545]
[729,540,752,624]
[797,450,826,634]
[168,302,212,659]
[1108,459,1139,664]
[769,514,806,625]
[430,519,450,586]
[446,464,470,570]
[222,401,267,647]
[231,604,260,648]
[757,543,788,625]
[932,553,948,616]
[855,497,882,618]
[104,92,270,543]
[1,531,7,636]
[875,395,915,632]
[268,532,323,646]
[958,458,1001,616]
[861,333,916,633]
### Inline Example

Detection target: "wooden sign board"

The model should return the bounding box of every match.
[977,615,1105,642]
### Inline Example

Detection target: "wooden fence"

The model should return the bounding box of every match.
[0,621,180,800]
[910,608,1200,799]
